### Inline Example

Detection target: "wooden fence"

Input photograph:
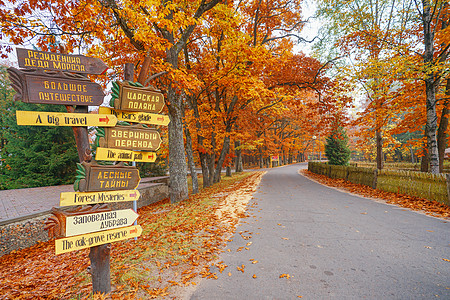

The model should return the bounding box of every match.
[308,162,449,206]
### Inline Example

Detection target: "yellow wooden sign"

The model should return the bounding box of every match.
[95,147,157,163]
[16,111,118,127]
[65,209,139,237]
[55,225,142,254]
[60,189,140,206]
[99,107,170,126]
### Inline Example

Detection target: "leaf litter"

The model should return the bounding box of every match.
[0,171,265,299]
[302,170,450,220]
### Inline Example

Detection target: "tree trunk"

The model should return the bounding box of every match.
[425,79,439,173]
[422,0,440,174]
[437,79,450,172]
[226,166,232,177]
[376,129,383,170]
[167,83,189,203]
[200,151,210,188]
[259,148,263,168]
[207,153,215,186]
[235,140,243,172]
[214,135,231,183]
[420,138,429,172]
[184,126,199,194]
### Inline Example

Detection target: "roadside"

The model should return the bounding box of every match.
[0,171,264,299]
[301,169,450,220]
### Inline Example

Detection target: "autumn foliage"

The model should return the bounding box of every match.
[0,172,263,299]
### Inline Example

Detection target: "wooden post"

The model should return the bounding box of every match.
[372,169,378,189]
[445,174,450,206]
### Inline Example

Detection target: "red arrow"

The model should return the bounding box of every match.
[148,153,154,159]
[157,117,164,121]
[99,116,110,124]
[129,192,137,198]
[130,228,137,234]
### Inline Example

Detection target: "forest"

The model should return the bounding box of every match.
[0,0,449,203]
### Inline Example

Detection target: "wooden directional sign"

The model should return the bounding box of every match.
[60,189,140,207]
[97,125,161,151]
[55,225,142,255]
[95,147,157,163]
[16,111,117,127]
[65,209,139,237]
[16,48,108,75]
[112,81,164,113]
[99,106,170,126]
[75,161,141,192]
[7,68,104,106]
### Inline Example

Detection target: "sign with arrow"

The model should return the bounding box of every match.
[97,125,161,151]
[99,106,170,126]
[95,147,157,162]
[59,189,141,206]
[74,161,141,192]
[16,111,117,127]
[16,48,108,75]
[65,208,139,237]
[7,67,105,106]
[55,225,142,254]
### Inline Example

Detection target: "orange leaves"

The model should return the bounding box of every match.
[237,264,245,273]
[279,273,291,279]
[302,170,450,219]
[0,172,260,298]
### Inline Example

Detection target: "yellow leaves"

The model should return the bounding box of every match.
[252,274,257,279]
[442,258,450,262]
[215,261,228,273]
[251,260,258,264]
[237,265,245,273]
[279,273,291,279]
[281,237,289,240]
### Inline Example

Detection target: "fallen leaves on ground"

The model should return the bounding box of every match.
[302,170,450,220]
[279,274,291,279]
[0,171,264,299]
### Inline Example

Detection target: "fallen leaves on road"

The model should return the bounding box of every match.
[279,273,291,279]
[0,171,265,299]
[443,258,450,262]
[302,170,450,220]
[237,265,245,273]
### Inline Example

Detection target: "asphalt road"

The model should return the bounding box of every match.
[190,163,450,299]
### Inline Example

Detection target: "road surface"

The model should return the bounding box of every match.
[190,163,450,299]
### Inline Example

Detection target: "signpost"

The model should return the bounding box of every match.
[8,50,170,295]
[60,190,140,206]
[99,106,170,126]
[65,209,139,237]
[16,48,108,75]
[75,162,141,192]
[95,147,157,163]
[16,111,117,127]
[7,68,105,106]
[111,81,164,113]
[97,125,162,151]
[55,225,142,255]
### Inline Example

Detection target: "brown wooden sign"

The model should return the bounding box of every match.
[7,68,104,106]
[75,161,141,192]
[44,204,111,239]
[112,81,164,113]
[16,48,108,75]
[98,124,161,151]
